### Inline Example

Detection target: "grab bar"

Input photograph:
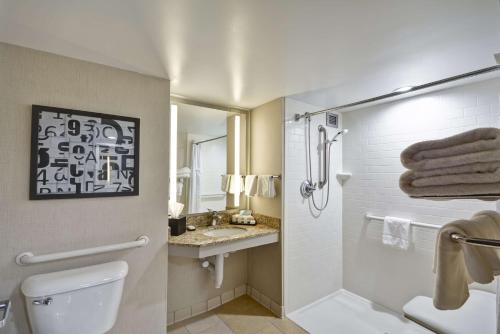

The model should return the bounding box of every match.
[365,214,441,229]
[16,235,149,266]
[365,214,500,249]
[0,300,10,328]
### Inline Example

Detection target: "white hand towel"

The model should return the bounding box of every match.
[221,175,230,192]
[257,175,276,198]
[382,216,412,250]
[244,175,258,197]
[228,175,243,194]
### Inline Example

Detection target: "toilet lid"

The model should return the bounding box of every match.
[21,261,128,297]
[403,290,496,334]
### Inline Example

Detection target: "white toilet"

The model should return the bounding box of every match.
[21,261,128,334]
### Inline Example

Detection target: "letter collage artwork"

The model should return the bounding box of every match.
[31,106,139,199]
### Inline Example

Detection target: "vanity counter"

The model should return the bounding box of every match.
[168,223,279,247]
[168,214,280,258]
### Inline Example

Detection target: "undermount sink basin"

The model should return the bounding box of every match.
[203,227,246,237]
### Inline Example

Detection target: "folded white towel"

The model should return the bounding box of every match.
[244,175,258,197]
[257,175,276,198]
[221,175,230,192]
[382,216,412,250]
[177,166,191,178]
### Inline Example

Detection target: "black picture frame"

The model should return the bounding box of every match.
[30,105,140,200]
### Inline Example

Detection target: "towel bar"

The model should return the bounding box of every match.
[450,233,500,249]
[221,174,281,180]
[365,214,500,249]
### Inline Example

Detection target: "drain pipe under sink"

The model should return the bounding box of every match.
[201,253,229,288]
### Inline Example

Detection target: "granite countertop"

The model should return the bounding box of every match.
[168,223,279,247]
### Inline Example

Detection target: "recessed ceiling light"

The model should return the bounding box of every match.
[393,86,415,93]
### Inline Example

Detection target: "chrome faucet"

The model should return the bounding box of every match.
[207,209,223,226]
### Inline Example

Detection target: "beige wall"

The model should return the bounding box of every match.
[247,98,283,304]
[0,43,169,334]
[249,99,283,218]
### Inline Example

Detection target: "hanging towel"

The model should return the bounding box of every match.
[382,216,412,250]
[257,175,276,198]
[244,175,258,197]
[228,175,243,194]
[188,144,201,213]
[433,211,500,310]
[401,128,500,171]
[221,175,230,192]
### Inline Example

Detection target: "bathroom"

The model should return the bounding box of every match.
[0,1,500,334]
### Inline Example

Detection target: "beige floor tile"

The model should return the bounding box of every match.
[256,324,283,334]
[168,296,282,334]
[167,324,190,334]
[185,314,221,334]
[198,320,234,334]
[270,318,309,334]
[216,296,278,334]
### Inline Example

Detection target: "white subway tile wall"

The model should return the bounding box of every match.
[283,98,343,314]
[342,77,500,312]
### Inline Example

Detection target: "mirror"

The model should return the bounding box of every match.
[169,101,247,215]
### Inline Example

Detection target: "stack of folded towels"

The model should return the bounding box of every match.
[400,127,500,198]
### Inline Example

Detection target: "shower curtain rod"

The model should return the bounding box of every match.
[194,135,227,145]
[294,65,500,121]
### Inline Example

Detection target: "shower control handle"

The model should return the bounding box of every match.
[300,180,316,199]
[32,297,53,306]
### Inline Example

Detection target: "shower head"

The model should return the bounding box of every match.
[330,129,349,142]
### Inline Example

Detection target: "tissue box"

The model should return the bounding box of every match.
[169,216,186,236]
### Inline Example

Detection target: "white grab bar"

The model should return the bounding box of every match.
[16,235,150,266]
[365,214,441,230]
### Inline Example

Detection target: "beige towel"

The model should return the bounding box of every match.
[412,161,500,178]
[244,175,258,197]
[256,175,276,198]
[433,211,500,310]
[221,175,230,192]
[401,128,500,171]
[400,170,500,198]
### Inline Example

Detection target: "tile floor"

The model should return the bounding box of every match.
[168,295,308,334]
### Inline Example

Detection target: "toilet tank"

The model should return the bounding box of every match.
[21,261,128,334]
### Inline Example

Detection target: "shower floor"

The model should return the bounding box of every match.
[288,290,433,334]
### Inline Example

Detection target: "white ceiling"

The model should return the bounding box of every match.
[1,0,499,109]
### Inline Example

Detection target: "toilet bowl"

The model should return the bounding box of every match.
[21,261,128,334]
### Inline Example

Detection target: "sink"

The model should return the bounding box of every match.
[203,227,246,237]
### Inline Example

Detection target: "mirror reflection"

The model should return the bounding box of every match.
[170,102,246,215]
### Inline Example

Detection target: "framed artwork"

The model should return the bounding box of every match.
[30,105,140,200]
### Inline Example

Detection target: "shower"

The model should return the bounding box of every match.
[300,113,348,211]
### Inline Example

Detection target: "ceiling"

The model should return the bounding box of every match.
[0,0,499,109]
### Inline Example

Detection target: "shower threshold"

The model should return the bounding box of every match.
[288,289,432,334]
